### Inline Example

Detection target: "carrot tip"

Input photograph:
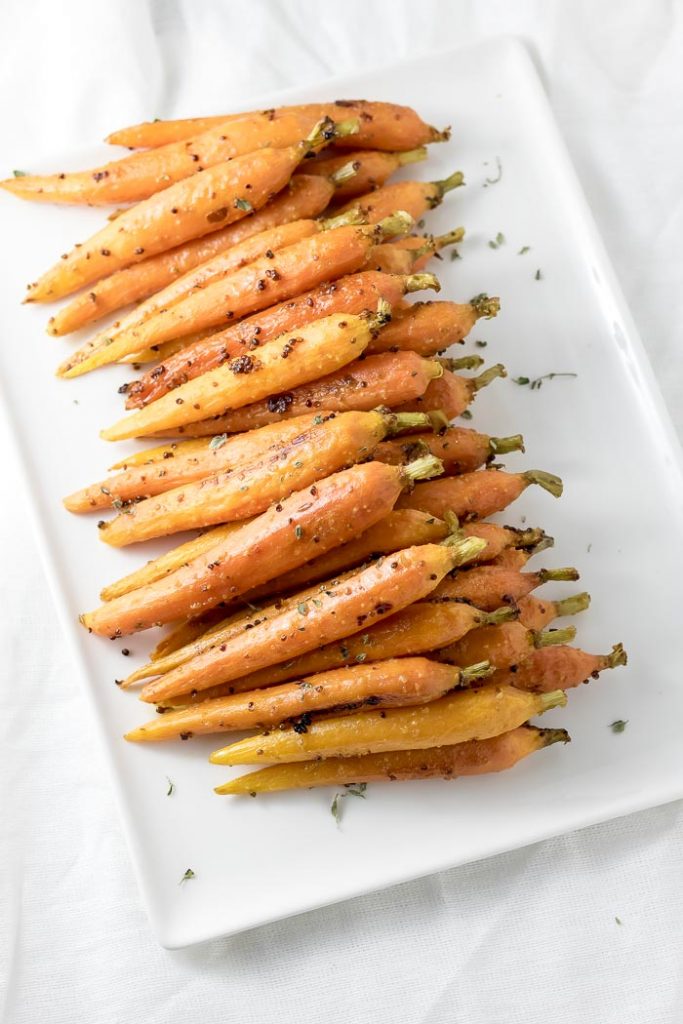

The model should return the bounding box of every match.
[553,592,591,618]
[404,272,440,294]
[490,434,525,456]
[534,625,577,649]
[538,727,571,747]
[471,363,506,392]
[523,470,563,499]
[540,689,567,712]
[606,643,628,669]
[470,294,501,320]
[440,354,484,373]
[538,567,580,584]
[459,660,493,685]
[482,605,520,627]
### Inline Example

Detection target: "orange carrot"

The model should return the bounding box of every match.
[101,307,388,441]
[396,361,506,419]
[364,228,463,275]
[516,592,591,630]
[97,410,431,545]
[367,296,500,355]
[4,112,359,206]
[209,684,567,764]
[45,174,344,335]
[490,643,628,692]
[438,621,577,672]
[168,603,516,706]
[214,725,570,794]
[398,468,563,521]
[138,536,487,704]
[430,565,580,612]
[104,101,448,150]
[337,170,464,222]
[63,211,411,376]
[148,350,444,438]
[82,456,445,638]
[26,118,355,303]
[375,427,525,475]
[125,269,439,408]
[125,657,492,742]
[307,146,427,198]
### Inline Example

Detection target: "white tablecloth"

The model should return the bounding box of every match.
[1,2,682,1021]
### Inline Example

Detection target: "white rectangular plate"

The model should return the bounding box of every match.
[2,37,683,948]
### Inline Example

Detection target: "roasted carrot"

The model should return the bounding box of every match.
[45,173,350,336]
[209,684,567,764]
[396,361,506,419]
[429,565,580,612]
[56,206,363,367]
[26,118,355,303]
[337,171,464,223]
[101,307,389,441]
[367,297,500,356]
[376,426,525,475]
[125,270,439,408]
[3,109,371,206]
[490,643,627,692]
[97,410,431,545]
[398,468,563,521]
[150,350,444,438]
[171,603,517,705]
[99,525,241,602]
[517,592,591,630]
[214,725,570,794]
[138,536,487,703]
[67,410,350,512]
[82,455,445,637]
[125,657,492,742]
[64,211,411,377]
[105,101,448,150]
[307,146,428,198]
[364,228,464,274]
[239,507,450,603]
[438,622,577,672]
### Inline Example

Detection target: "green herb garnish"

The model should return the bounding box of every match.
[234,197,253,212]
[610,719,628,734]
[294,525,303,540]
[209,433,228,450]
[461,409,473,420]
[518,245,531,255]
[13,169,28,178]
[475,339,487,348]
[513,372,577,391]
[179,868,195,884]
[488,231,505,250]
[297,602,309,616]
[483,156,502,186]
[535,268,543,280]
[166,776,175,796]
[331,783,367,825]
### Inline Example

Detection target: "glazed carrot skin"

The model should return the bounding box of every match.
[240,507,450,603]
[125,269,439,408]
[429,565,580,612]
[3,108,369,205]
[105,101,448,150]
[516,592,591,630]
[65,411,341,512]
[490,643,628,692]
[307,147,427,198]
[139,537,487,703]
[97,410,428,545]
[65,212,411,377]
[57,206,363,366]
[125,657,490,742]
[337,170,464,222]
[154,351,444,439]
[27,119,353,303]
[46,174,341,336]
[215,725,571,794]
[398,468,563,521]
[82,456,442,637]
[376,427,525,476]
[438,622,577,672]
[368,296,501,356]
[209,684,567,765]
[101,309,384,441]
[178,602,515,704]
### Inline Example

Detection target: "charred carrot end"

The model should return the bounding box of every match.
[523,470,564,499]
[533,626,577,648]
[470,293,501,320]
[538,567,580,583]
[214,724,570,795]
[490,435,525,456]
[472,363,507,391]
[554,592,592,617]
[404,272,441,293]
[515,527,553,550]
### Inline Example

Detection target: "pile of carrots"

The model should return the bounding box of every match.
[3,99,626,801]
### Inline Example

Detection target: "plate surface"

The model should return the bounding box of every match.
[2,37,682,948]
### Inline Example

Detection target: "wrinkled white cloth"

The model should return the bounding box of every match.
[1,2,682,1021]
